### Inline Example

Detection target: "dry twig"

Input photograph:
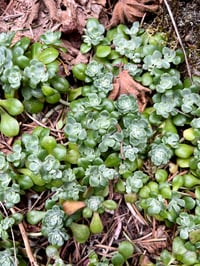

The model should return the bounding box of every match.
[10,208,39,266]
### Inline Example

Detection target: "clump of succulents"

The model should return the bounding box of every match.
[0,31,70,137]
[1,18,200,266]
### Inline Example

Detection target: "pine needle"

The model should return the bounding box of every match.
[163,0,193,83]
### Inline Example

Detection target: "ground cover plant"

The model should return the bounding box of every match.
[0,2,200,265]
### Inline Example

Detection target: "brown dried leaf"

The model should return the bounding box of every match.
[107,0,162,29]
[108,70,151,112]
[108,78,120,100]
[63,200,85,215]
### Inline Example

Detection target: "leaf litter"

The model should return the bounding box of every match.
[108,70,151,112]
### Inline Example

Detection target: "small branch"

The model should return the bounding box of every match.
[10,208,39,266]
[163,0,193,82]
[59,99,70,106]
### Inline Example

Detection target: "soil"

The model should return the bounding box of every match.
[0,0,199,265]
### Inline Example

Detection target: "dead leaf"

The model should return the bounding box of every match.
[108,70,151,112]
[107,0,162,29]
[63,200,86,215]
